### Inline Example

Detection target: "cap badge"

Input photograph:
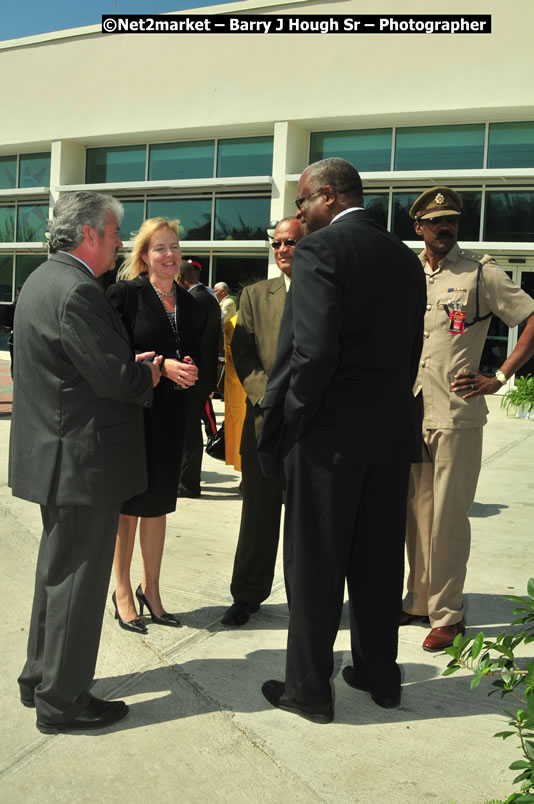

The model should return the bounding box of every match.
[434,192,445,205]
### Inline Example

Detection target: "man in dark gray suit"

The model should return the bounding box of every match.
[10,192,161,734]
[221,218,302,626]
[259,159,426,723]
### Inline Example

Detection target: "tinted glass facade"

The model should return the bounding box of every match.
[0,156,17,190]
[86,145,146,183]
[217,137,273,177]
[147,198,212,240]
[212,255,269,292]
[487,122,534,168]
[19,153,51,188]
[214,197,270,239]
[395,124,485,170]
[310,129,392,172]
[16,204,48,242]
[149,141,215,180]
[484,191,534,241]
[0,207,15,241]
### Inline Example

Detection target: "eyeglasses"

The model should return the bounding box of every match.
[422,215,460,226]
[295,187,325,210]
[271,238,297,250]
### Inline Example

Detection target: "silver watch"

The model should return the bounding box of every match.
[495,369,507,385]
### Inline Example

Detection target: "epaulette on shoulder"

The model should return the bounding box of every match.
[458,249,497,266]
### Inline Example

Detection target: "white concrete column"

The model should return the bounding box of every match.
[269,121,308,277]
[49,140,86,207]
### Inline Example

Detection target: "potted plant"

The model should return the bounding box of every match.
[501,374,534,420]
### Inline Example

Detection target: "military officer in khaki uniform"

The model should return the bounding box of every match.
[402,186,534,651]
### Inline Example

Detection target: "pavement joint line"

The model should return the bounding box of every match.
[481,428,534,466]
[0,734,58,780]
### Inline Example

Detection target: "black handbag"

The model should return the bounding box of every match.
[205,422,225,460]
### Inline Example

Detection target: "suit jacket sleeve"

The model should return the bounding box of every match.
[231,285,269,406]
[285,235,343,432]
[62,280,153,405]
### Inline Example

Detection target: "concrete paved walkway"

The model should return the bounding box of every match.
[0,353,532,803]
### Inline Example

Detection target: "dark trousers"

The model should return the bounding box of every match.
[18,502,119,722]
[282,424,410,707]
[179,384,208,496]
[230,408,283,607]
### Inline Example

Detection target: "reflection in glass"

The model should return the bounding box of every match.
[364,193,388,228]
[0,156,17,190]
[215,197,270,240]
[484,191,534,242]
[149,141,215,180]
[17,204,48,242]
[212,255,268,293]
[120,200,145,241]
[15,254,46,291]
[217,137,273,177]
[0,207,15,242]
[19,153,51,188]
[391,192,420,240]
[395,124,485,170]
[310,129,392,172]
[86,146,146,183]
[488,122,534,168]
[0,254,13,303]
[147,198,211,240]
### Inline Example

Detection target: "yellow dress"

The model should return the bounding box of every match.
[224,314,246,471]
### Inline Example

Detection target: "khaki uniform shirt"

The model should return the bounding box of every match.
[415,243,534,430]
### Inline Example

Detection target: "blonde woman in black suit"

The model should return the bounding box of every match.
[108,218,199,633]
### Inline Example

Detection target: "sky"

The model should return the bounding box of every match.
[2,0,230,41]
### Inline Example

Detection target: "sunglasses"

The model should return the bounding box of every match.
[422,216,460,226]
[271,239,297,249]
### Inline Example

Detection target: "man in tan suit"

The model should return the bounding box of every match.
[221,218,302,626]
[403,186,534,651]
[214,282,236,323]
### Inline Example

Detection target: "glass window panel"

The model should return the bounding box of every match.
[0,156,17,190]
[0,255,13,303]
[119,200,145,241]
[364,193,388,228]
[0,207,15,242]
[149,141,215,180]
[86,146,146,183]
[16,204,48,242]
[391,192,421,240]
[484,191,534,242]
[310,130,392,172]
[455,191,481,240]
[19,153,50,188]
[215,197,270,240]
[212,255,268,295]
[217,136,273,177]
[395,125,485,170]
[146,198,212,240]
[488,122,534,168]
[15,254,46,290]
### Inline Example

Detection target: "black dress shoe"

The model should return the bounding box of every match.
[36,696,128,734]
[221,600,259,626]
[261,680,333,724]
[342,666,401,709]
[177,487,200,499]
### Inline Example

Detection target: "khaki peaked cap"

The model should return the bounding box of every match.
[409,186,463,220]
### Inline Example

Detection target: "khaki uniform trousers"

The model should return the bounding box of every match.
[404,427,483,627]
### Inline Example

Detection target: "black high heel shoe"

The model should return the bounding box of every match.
[135,584,181,627]
[111,591,148,634]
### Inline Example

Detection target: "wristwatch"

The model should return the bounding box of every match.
[495,369,507,385]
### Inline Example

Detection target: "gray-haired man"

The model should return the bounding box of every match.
[10,192,161,734]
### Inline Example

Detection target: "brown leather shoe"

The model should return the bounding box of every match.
[422,619,466,652]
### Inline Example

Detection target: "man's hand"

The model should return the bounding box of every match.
[450,371,502,400]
